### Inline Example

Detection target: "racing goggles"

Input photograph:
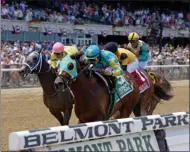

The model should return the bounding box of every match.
[129,40,138,44]
[54,52,62,56]
[88,58,99,63]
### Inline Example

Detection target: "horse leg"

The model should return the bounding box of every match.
[49,110,64,126]
[147,95,161,115]
[109,111,121,120]
[119,102,133,118]
[133,101,141,117]
[63,106,73,125]
[140,94,147,116]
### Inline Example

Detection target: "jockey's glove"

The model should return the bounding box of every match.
[102,69,113,76]
[53,67,58,73]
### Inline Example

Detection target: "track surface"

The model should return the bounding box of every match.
[2,85,189,150]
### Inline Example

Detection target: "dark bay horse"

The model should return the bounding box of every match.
[54,53,141,123]
[19,50,74,126]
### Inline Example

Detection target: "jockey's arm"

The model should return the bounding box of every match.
[51,59,57,69]
[119,53,128,71]
[120,53,129,65]
[138,45,149,61]
[109,58,124,77]
[50,53,57,69]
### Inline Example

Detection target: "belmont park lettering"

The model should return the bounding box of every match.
[24,114,189,148]
[58,135,156,152]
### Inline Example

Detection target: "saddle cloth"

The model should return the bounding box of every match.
[93,71,133,119]
[131,69,150,93]
[148,71,157,84]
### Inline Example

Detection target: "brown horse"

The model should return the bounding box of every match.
[19,49,74,126]
[147,71,174,115]
[54,53,141,123]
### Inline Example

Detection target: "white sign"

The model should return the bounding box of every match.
[9,112,189,151]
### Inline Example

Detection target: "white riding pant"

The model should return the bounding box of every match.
[147,51,152,63]
[139,60,148,69]
[127,59,139,73]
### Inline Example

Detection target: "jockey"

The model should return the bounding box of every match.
[104,42,139,73]
[85,45,124,93]
[51,42,78,70]
[127,32,151,71]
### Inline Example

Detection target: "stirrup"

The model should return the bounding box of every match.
[108,88,115,94]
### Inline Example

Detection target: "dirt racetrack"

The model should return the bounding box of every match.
[1,82,189,151]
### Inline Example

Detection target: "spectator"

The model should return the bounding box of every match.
[1,1,188,29]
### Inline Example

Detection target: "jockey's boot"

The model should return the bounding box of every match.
[109,77,116,94]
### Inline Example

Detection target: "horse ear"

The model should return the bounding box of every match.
[35,44,43,53]
[70,51,84,60]
[75,51,84,59]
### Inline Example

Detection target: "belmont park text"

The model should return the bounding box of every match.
[23,113,188,148]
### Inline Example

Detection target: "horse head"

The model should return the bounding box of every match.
[19,47,51,77]
[54,51,86,91]
[154,72,174,100]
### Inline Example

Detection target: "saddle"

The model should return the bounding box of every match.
[131,69,145,86]
[86,67,115,94]
[131,69,150,93]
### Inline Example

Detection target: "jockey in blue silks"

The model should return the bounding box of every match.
[84,45,124,93]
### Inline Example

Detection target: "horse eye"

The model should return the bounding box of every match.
[33,57,38,61]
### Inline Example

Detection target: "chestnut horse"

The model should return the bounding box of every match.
[131,69,173,117]
[54,53,141,123]
[19,49,74,126]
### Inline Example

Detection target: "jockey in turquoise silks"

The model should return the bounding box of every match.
[85,45,124,93]
[127,32,151,71]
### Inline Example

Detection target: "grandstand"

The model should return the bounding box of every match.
[1,0,189,88]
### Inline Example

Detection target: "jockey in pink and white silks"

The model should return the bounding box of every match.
[127,32,152,71]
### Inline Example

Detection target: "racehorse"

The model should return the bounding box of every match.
[19,49,74,126]
[54,52,141,123]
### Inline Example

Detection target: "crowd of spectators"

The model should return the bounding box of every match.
[1,41,189,69]
[1,40,189,88]
[1,1,190,29]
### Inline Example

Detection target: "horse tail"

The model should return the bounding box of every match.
[154,76,173,101]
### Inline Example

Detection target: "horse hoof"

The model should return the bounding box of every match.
[109,117,115,120]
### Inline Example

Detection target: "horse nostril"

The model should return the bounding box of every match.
[58,82,63,87]
[55,81,64,89]
[19,70,24,74]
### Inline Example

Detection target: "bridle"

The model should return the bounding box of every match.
[23,51,57,97]
[24,51,51,74]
